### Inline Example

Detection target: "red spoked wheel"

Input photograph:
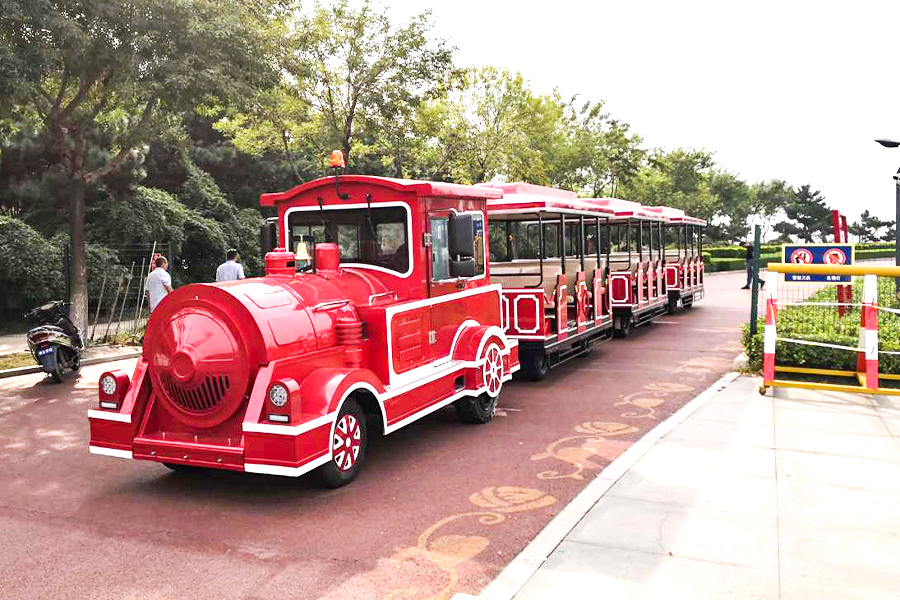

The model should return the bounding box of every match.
[316,399,368,488]
[481,343,504,398]
[456,341,503,424]
[333,413,363,472]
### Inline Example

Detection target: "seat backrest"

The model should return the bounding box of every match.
[490,260,562,297]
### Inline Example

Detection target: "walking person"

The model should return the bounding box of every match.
[742,242,765,290]
[216,249,246,282]
[144,255,173,313]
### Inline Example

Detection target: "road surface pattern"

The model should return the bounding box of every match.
[0,272,747,600]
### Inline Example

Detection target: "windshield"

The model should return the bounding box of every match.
[287,206,410,274]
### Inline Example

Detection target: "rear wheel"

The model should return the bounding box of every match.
[578,338,593,358]
[49,347,63,383]
[613,316,634,338]
[316,399,368,488]
[683,296,694,309]
[520,348,549,381]
[667,296,679,314]
[455,392,498,424]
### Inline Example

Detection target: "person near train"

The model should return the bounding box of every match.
[144,255,173,314]
[742,242,765,290]
[216,249,246,282]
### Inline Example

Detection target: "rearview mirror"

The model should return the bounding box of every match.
[259,218,278,255]
[448,213,475,259]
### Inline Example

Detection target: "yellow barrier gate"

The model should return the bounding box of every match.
[760,263,900,396]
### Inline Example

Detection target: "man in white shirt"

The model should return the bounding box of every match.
[216,249,246,282]
[144,256,173,313]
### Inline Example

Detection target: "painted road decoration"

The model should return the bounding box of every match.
[781,243,854,282]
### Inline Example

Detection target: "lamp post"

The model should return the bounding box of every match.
[874,139,900,292]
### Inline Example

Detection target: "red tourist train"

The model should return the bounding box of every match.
[87,157,705,487]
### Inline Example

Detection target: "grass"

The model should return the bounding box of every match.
[0,352,35,370]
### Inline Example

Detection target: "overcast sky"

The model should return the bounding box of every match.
[388,0,900,221]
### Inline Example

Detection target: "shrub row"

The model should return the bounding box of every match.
[705,242,894,260]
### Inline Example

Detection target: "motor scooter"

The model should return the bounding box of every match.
[25,301,84,383]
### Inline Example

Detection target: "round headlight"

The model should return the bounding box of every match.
[268,383,289,407]
[100,374,117,396]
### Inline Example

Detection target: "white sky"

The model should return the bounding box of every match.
[386,0,900,222]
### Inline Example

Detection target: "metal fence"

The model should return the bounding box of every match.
[85,242,170,345]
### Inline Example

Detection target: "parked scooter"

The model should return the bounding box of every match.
[25,301,84,383]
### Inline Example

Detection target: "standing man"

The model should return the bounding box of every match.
[145,255,173,313]
[216,248,246,282]
[742,242,765,290]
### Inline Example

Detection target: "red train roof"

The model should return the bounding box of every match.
[260,175,503,207]
[643,206,707,225]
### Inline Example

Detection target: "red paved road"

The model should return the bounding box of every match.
[0,271,748,600]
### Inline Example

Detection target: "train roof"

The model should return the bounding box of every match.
[260,175,503,207]
[480,182,615,219]
[643,206,707,225]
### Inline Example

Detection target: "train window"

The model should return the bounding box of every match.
[489,222,508,262]
[287,206,409,274]
[338,224,359,259]
[472,213,485,276]
[430,217,450,280]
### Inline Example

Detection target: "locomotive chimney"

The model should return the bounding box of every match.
[265,248,295,276]
[316,243,341,271]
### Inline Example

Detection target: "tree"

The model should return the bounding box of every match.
[850,210,889,243]
[293,0,454,167]
[623,148,718,225]
[0,0,281,329]
[748,180,792,241]
[773,184,832,242]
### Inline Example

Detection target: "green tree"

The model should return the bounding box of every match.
[0,0,281,329]
[773,184,832,242]
[850,210,889,243]
[749,180,792,241]
[293,0,453,167]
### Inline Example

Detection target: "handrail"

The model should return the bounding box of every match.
[769,263,900,277]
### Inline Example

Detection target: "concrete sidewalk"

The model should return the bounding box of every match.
[457,375,900,600]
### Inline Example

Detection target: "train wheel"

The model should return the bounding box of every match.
[667,297,678,314]
[613,317,633,339]
[520,348,549,381]
[317,399,368,488]
[455,392,498,424]
[578,339,593,358]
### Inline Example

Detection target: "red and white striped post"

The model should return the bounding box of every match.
[857,273,879,389]
[763,270,778,383]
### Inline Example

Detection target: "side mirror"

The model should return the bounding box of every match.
[448,213,475,259]
[259,218,278,256]
[448,213,476,278]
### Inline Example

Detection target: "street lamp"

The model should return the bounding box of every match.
[874,138,900,292]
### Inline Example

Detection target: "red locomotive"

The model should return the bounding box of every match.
[88,154,705,487]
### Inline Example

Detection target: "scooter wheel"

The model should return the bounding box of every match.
[72,355,81,372]
[49,347,63,383]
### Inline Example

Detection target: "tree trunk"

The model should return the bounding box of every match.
[68,177,89,333]
[342,137,352,170]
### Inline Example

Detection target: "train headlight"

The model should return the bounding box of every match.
[100,375,117,396]
[266,378,300,424]
[98,369,130,410]
[268,383,289,407]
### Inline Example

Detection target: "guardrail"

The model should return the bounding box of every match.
[759,262,900,396]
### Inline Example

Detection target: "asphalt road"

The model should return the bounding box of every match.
[0,271,748,600]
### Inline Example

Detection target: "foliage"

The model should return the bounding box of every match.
[772,184,833,243]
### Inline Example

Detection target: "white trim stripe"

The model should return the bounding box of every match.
[244,454,331,477]
[89,446,133,459]
[87,409,132,424]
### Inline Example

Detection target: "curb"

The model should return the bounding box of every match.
[452,368,743,600]
[0,350,141,380]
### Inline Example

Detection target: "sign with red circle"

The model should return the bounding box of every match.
[781,244,854,283]
[789,248,814,264]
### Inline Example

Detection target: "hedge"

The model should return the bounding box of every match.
[705,242,894,260]
[743,276,900,374]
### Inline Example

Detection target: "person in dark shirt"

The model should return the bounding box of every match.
[742,242,765,289]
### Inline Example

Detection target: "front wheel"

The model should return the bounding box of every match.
[316,399,368,489]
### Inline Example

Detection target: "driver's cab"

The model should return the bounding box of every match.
[259,174,503,383]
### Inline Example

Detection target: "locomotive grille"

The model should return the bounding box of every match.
[161,374,230,414]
